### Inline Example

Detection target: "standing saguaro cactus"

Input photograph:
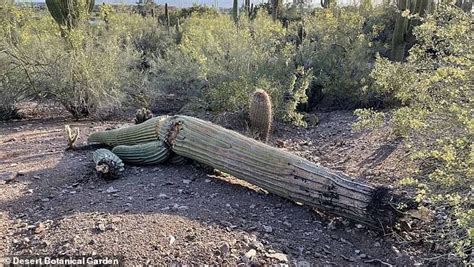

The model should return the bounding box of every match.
[45,0,95,30]
[249,89,273,143]
[232,0,239,24]
[164,3,170,32]
[271,0,281,21]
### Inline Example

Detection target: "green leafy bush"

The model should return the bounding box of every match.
[355,5,473,261]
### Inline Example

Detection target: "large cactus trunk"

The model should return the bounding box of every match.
[159,116,400,228]
[88,115,406,228]
[46,0,95,30]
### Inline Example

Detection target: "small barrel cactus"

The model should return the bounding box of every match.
[65,125,79,150]
[135,107,153,124]
[249,89,273,143]
[93,149,124,179]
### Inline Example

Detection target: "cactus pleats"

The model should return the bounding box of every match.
[93,149,124,179]
[112,141,170,165]
[249,89,272,143]
[88,116,168,146]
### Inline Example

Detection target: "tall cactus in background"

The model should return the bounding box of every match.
[232,0,238,24]
[249,89,273,143]
[45,0,95,30]
[320,0,335,8]
[391,0,433,61]
[271,0,281,21]
[165,3,170,32]
[455,0,473,12]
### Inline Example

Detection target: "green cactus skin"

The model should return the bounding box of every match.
[93,149,124,179]
[159,115,403,228]
[249,89,272,143]
[112,141,170,165]
[45,0,95,30]
[88,116,168,147]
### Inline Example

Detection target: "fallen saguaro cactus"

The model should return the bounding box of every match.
[88,115,408,228]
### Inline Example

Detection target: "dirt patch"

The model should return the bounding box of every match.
[0,111,420,265]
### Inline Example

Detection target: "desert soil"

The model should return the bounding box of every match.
[0,107,423,266]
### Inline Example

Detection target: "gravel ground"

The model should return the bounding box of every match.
[0,110,421,266]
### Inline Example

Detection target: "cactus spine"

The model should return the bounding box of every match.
[249,89,273,143]
[135,107,153,124]
[65,125,79,150]
[45,0,95,30]
[93,149,124,179]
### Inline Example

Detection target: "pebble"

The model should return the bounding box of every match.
[169,235,176,245]
[105,186,119,194]
[182,179,192,184]
[35,223,46,234]
[219,242,230,256]
[266,253,288,262]
[243,249,256,262]
[263,225,273,233]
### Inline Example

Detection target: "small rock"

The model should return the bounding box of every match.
[219,242,230,256]
[105,186,119,194]
[41,198,50,202]
[35,223,46,234]
[266,253,288,262]
[263,225,273,233]
[283,221,292,227]
[355,250,361,254]
[374,241,381,247]
[96,223,106,232]
[158,193,168,199]
[169,235,176,245]
[359,253,367,259]
[243,249,256,262]
[178,205,189,211]
[182,179,192,184]
[205,179,211,183]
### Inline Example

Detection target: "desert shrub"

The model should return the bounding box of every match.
[0,4,148,119]
[296,4,396,109]
[166,11,311,125]
[355,5,473,261]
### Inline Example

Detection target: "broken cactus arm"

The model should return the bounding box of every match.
[93,149,125,179]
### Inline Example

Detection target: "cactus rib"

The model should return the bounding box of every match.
[112,141,170,165]
[88,116,168,146]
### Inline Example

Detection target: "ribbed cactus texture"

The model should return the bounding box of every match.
[159,115,401,228]
[88,116,168,146]
[93,149,124,179]
[249,89,272,143]
[45,0,95,30]
[112,141,170,165]
[88,115,405,228]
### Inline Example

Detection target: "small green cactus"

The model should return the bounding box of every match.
[249,89,273,143]
[135,107,153,124]
[93,149,124,179]
[165,3,170,32]
[65,125,79,150]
